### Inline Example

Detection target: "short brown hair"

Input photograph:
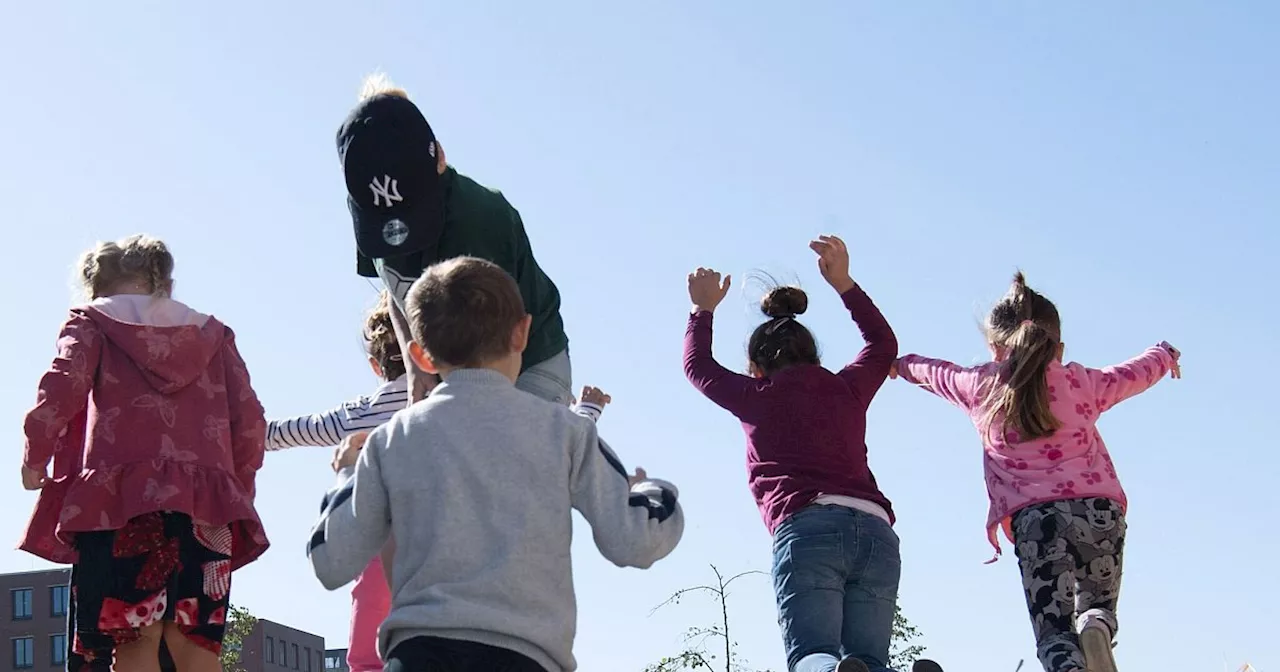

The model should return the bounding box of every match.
[405,257,527,368]
[78,234,175,300]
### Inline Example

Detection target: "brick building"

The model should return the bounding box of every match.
[0,568,327,672]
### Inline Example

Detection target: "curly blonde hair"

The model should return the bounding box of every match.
[78,234,175,300]
[364,291,406,381]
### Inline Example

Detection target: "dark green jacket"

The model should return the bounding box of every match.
[357,167,568,371]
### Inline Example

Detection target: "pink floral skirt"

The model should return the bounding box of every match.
[68,512,231,667]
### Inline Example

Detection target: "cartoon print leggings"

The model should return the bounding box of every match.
[1011,498,1126,672]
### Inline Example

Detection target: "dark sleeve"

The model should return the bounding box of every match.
[683,311,758,417]
[833,284,899,406]
[356,251,378,278]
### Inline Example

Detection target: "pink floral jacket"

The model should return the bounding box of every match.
[19,295,269,570]
[897,343,1177,560]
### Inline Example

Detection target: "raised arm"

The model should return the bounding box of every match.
[570,422,683,569]
[307,429,392,590]
[1085,342,1179,412]
[896,355,989,410]
[833,284,898,404]
[266,383,407,451]
[808,235,898,404]
[24,311,103,470]
[222,331,266,499]
[683,311,757,414]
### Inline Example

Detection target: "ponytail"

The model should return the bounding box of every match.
[983,272,1063,441]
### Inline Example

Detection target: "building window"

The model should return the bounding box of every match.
[11,589,33,620]
[266,636,275,663]
[292,643,299,669]
[326,654,342,669]
[304,647,312,671]
[12,637,34,669]
[50,585,70,618]
[277,639,286,666]
[51,634,67,666]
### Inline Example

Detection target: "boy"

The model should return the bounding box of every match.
[306,257,684,672]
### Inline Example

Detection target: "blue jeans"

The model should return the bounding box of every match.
[773,505,902,672]
[515,349,573,406]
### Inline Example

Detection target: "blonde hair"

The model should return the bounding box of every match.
[359,71,410,102]
[77,234,175,300]
[982,271,1063,441]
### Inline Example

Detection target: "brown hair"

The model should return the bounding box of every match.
[984,271,1063,440]
[405,257,527,368]
[747,286,820,376]
[78,234,175,300]
[364,291,406,381]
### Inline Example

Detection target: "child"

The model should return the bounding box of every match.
[306,256,682,672]
[271,294,613,672]
[19,235,269,672]
[892,272,1181,672]
[683,236,943,672]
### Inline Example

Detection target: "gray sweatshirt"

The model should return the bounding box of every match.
[306,369,684,672]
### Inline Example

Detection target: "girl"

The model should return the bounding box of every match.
[892,272,1181,672]
[683,235,942,672]
[20,235,269,672]
[268,291,612,672]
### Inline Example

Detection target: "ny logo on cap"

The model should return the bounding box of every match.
[369,175,403,208]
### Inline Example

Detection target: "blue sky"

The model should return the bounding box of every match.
[2,2,1276,670]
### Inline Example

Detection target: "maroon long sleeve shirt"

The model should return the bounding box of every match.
[683,285,898,534]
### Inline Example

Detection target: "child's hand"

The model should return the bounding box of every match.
[332,431,370,473]
[809,235,855,294]
[20,465,47,491]
[627,467,648,488]
[888,360,899,380]
[688,268,732,314]
[1161,341,1182,379]
[579,386,612,408]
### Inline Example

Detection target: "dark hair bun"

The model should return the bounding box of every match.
[761,286,808,318]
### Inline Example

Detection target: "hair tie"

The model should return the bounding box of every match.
[1020,320,1037,328]
[765,316,794,334]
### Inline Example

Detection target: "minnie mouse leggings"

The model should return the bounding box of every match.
[1011,498,1127,672]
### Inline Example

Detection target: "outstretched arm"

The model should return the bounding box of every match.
[1086,342,1179,412]
[24,311,103,471]
[266,383,407,450]
[683,268,757,415]
[895,355,989,410]
[570,422,683,569]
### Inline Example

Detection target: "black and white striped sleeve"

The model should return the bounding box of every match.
[266,386,408,451]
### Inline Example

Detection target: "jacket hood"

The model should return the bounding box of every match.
[83,295,227,394]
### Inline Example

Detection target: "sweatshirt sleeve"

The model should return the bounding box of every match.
[569,422,683,569]
[683,311,757,417]
[896,355,988,410]
[307,428,392,591]
[222,332,267,500]
[1084,343,1177,412]
[834,284,899,405]
[24,311,103,469]
[570,401,604,423]
[266,389,405,451]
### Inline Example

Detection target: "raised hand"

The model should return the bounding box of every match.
[809,235,855,294]
[688,267,732,314]
[1162,341,1182,379]
[579,386,612,408]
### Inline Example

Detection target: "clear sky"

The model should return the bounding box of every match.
[1,2,1276,670]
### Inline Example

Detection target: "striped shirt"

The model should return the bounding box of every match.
[266,377,410,451]
[266,376,606,451]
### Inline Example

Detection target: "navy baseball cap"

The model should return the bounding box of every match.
[336,93,445,261]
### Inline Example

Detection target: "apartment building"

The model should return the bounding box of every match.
[0,568,326,672]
